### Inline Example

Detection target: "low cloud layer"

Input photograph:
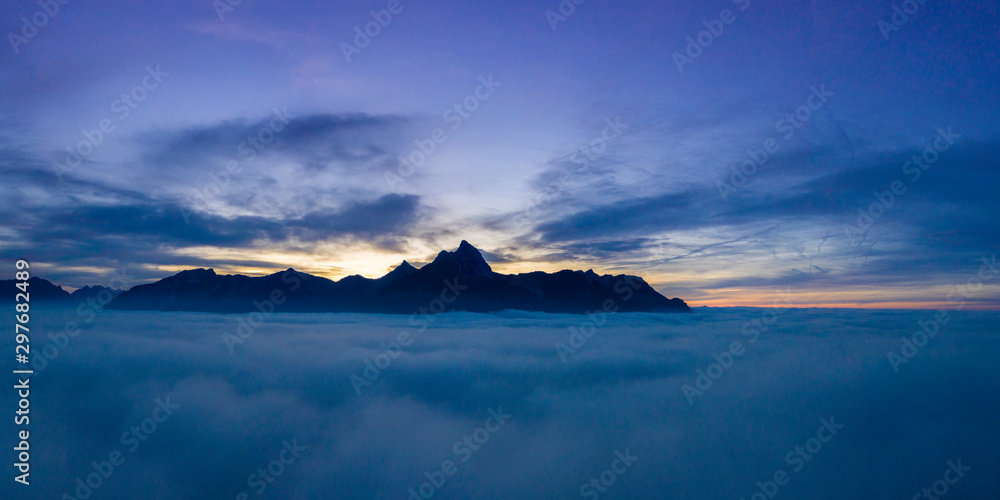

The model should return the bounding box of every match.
[2,308,998,498]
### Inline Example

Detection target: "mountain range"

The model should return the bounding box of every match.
[5,242,690,314]
[0,278,123,304]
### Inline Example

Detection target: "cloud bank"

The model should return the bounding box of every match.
[2,308,998,498]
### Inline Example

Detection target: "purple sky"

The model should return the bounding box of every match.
[2,0,999,307]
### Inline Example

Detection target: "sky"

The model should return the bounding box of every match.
[1,0,999,308]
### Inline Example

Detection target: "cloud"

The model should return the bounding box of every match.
[519,136,1000,289]
[3,308,999,498]
[142,113,410,171]
[29,192,418,246]
[0,188,422,284]
[185,20,298,49]
[0,110,433,283]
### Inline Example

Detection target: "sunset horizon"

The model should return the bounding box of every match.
[3,0,999,498]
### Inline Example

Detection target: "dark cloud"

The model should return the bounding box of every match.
[0,109,430,285]
[556,238,660,258]
[524,138,1000,287]
[24,193,418,249]
[142,113,410,171]
[0,188,422,284]
[294,193,421,237]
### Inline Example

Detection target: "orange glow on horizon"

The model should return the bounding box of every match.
[134,247,1000,311]
[687,299,1000,311]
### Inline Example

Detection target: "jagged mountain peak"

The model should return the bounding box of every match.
[378,260,418,286]
[428,240,493,278]
[387,260,416,275]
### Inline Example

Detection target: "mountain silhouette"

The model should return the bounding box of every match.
[0,278,124,305]
[84,242,690,314]
[0,277,73,303]
[70,285,125,302]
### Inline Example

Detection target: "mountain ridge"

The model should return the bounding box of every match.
[0,278,123,303]
[16,242,692,314]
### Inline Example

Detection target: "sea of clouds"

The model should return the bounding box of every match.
[2,306,999,499]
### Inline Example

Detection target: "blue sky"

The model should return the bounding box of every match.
[2,0,999,307]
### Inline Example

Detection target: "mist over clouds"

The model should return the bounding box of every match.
[2,308,998,499]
